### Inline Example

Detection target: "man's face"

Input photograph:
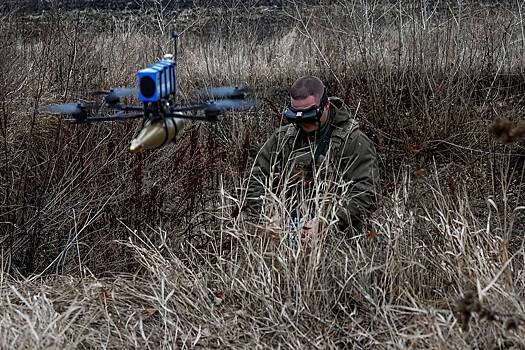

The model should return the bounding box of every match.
[290,95,329,133]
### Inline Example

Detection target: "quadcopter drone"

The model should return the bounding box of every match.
[38,33,258,153]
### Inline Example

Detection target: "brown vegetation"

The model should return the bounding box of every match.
[1,1,525,348]
[490,118,525,144]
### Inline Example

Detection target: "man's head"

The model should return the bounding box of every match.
[285,76,330,133]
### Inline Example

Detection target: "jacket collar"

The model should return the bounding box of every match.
[329,97,351,124]
[329,97,359,134]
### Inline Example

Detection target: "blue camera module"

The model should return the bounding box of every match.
[138,59,176,103]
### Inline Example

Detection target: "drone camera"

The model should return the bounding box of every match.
[138,58,176,103]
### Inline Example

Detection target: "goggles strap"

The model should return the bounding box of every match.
[313,124,335,167]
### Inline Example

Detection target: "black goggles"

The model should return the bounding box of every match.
[283,105,324,123]
[283,93,329,123]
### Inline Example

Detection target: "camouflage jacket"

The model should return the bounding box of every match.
[245,97,380,231]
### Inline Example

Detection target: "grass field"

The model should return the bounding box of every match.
[1,1,525,348]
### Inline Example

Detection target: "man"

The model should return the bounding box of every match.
[245,76,379,236]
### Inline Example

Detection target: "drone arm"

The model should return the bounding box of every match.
[169,104,209,113]
[71,112,144,123]
[113,105,143,112]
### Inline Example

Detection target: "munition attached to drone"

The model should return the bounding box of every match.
[38,32,259,153]
[129,117,187,153]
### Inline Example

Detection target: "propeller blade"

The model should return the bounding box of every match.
[205,98,259,112]
[197,86,246,99]
[38,103,83,115]
[100,87,138,104]
[111,87,138,98]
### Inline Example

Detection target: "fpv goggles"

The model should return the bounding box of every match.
[283,92,329,124]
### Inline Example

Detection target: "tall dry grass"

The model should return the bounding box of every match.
[0,1,524,348]
[1,167,523,348]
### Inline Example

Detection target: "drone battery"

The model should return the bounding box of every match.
[152,62,168,98]
[155,60,176,96]
[160,59,176,95]
[161,59,176,94]
[154,60,175,98]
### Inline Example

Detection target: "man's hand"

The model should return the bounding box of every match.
[247,215,320,242]
[298,218,319,240]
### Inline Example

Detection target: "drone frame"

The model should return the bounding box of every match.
[40,31,256,127]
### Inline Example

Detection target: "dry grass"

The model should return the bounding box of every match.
[1,168,524,348]
[1,1,525,348]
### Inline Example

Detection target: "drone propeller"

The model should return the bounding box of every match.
[197,86,246,99]
[38,103,84,116]
[170,97,259,114]
[205,98,259,112]
[93,87,138,104]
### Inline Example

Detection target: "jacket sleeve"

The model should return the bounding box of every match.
[243,131,281,215]
[336,130,380,232]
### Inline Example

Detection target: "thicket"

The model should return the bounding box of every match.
[0,1,524,348]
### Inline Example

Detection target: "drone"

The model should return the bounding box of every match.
[38,32,258,153]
